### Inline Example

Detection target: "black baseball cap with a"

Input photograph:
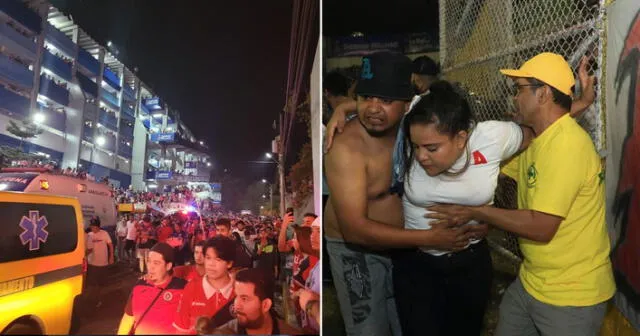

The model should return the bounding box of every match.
[89,217,101,227]
[413,56,440,76]
[355,52,413,101]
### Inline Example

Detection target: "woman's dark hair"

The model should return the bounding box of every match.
[324,71,352,97]
[402,80,475,182]
[231,232,242,241]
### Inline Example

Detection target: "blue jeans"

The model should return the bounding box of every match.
[326,239,402,336]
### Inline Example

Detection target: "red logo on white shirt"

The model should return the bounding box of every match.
[472,150,488,165]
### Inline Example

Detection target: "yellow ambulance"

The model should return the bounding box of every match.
[0,192,85,334]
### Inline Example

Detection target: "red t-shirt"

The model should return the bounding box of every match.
[290,253,319,292]
[125,276,187,335]
[173,265,203,283]
[173,276,235,334]
[157,226,174,243]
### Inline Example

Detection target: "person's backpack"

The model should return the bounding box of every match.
[234,240,253,269]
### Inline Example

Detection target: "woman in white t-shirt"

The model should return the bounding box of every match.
[392,81,530,336]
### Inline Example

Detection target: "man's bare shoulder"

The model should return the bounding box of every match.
[329,120,366,156]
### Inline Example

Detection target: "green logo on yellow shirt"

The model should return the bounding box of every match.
[527,163,537,188]
[598,171,605,185]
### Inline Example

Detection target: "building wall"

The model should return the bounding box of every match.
[0,0,136,186]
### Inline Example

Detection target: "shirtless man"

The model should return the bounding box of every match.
[324,52,475,336]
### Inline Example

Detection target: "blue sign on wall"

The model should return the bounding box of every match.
[156,171,172,180]
[143,97,163,111]
[150,133,175,143]
[210,183,222,192]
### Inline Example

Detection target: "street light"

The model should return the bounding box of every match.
[260,179,274,213]
[263,152,283,214]
[33,112,46,124]
[89,135,107,169]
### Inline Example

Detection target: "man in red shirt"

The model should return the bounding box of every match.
[173,240,206,282]
[157,218,174,244]
[173,237,236,334]
[117,243,187,335]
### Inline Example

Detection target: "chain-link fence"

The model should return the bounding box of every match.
[439,0,606,273]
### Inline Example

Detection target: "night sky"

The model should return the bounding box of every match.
[50,0,315,185]
[323,0,438,37]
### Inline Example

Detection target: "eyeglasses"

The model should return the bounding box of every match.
[511,84,543,96]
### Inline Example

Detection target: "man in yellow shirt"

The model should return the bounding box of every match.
[428,52,615,335]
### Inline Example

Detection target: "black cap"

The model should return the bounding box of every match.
[89,217,101,227]
[413,56,440,76]
[355,52,413,101]
[150,242,175,265]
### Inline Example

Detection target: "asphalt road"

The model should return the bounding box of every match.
[72,262,140,335]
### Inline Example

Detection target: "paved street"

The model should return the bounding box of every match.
[72,263,139,335]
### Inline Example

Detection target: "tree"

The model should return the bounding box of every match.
[287,142,313,208]
[295,92,311,138]
[0,145,40,168]
[6,119,43,152]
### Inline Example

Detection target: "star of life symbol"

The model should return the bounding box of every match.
[19,211,49,251]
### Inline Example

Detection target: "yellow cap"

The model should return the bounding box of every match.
[500,52,575,96]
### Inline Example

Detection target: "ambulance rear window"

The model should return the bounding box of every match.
[0,202,79,263]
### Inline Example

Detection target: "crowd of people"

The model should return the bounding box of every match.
[41,73,69,91]
[323,51,611,336]
[0,48,31,70]
[43,44,74,65]
[85,205,320,335]
[99,106,118,121]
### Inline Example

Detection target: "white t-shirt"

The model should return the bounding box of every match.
[403,121,523,256]
[126,220,137,240]
[87,229,112,266]
[116,219,127,238]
